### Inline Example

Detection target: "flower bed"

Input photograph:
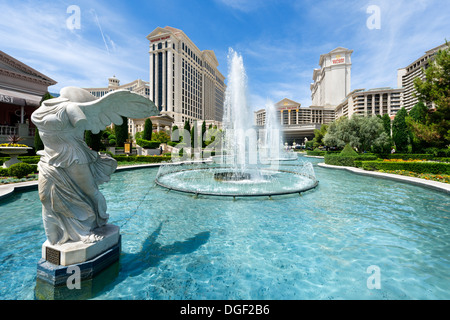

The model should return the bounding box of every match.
[377,170,450,184]
[0,143,29,147]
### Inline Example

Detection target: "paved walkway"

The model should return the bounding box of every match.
[318,162,450,194]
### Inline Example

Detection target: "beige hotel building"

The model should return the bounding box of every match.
[147,26,226,129]
[397,43,446,112]
[255,43,446,143]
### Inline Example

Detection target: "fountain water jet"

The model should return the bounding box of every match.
[155,49,317,197]
[260,99,297,162]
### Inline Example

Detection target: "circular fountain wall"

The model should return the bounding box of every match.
[155,161,318,197]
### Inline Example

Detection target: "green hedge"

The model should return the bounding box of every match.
[376,153,436,160]
[424,148,450,157]
[361,161,450,175]
[306,150,341,157]
[306,150,326,156]
[135,138,161,149]
[113,155,171,163]
[0,156,41,165]
[324,154,378,167]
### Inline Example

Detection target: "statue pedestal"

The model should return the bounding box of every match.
[41,224,120,266]
[36,224,121,293]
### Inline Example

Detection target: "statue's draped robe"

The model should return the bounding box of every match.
[32,102,117,245]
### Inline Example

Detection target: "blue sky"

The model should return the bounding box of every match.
[0,0,449,111]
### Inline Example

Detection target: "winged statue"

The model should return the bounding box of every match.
[31,87,158,245]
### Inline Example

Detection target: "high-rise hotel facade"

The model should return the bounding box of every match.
[147,26,226,128]
[310,47,353,108]
[397,43,446,112]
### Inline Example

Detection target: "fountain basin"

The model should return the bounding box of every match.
[155,162,318,197]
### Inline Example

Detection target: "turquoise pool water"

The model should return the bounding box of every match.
[0,156,449,299]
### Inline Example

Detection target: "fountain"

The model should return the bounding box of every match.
[260,100,298,162]
[156,49,317,197]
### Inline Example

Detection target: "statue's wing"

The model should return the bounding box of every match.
[77,90,159,134]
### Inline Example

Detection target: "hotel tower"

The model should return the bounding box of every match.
[146,26,226,128]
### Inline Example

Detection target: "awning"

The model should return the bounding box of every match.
[0,88,43,107]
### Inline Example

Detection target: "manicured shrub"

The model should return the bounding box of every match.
[114,117,128,147]
[136,138,161,149]
[0,167,9,177]
[306,150,326,156]
[361,160,450,175]
[324,154,378,167]
[143,118,153,141]
[340,144,358,156]
[18,156,41,164]
[167,141,178,147]
[8,163,36,178]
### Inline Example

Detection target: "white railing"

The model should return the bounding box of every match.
[0,125,18,136]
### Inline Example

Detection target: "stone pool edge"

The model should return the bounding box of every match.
[317,162,450,194]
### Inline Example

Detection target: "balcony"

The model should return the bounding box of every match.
[0,124,36,147]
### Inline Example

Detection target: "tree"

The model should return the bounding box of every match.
[392,107,409,153]
[184,120,190,134]
[407,102,430,153]
[143,118,153,141]
[381,114,391,136]
[324,118,347,148]
[408,102,428,124]
[201,120,207,148]
[114,116,129,147]
[378,114,393,153]
[191,121,197,148]
[414,41,450,147]
[171,125,180,143]
[34,128,44,152]
[85,130,103,151]
[323,115,389,152]
[34,92,54,152]
[312,124,328,148]
[355,115,389,153]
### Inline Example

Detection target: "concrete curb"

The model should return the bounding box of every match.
[317,162,450,194]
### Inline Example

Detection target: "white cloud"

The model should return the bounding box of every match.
[215,0,274,12]
[0,1,148,92]
[350,0,450,91]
